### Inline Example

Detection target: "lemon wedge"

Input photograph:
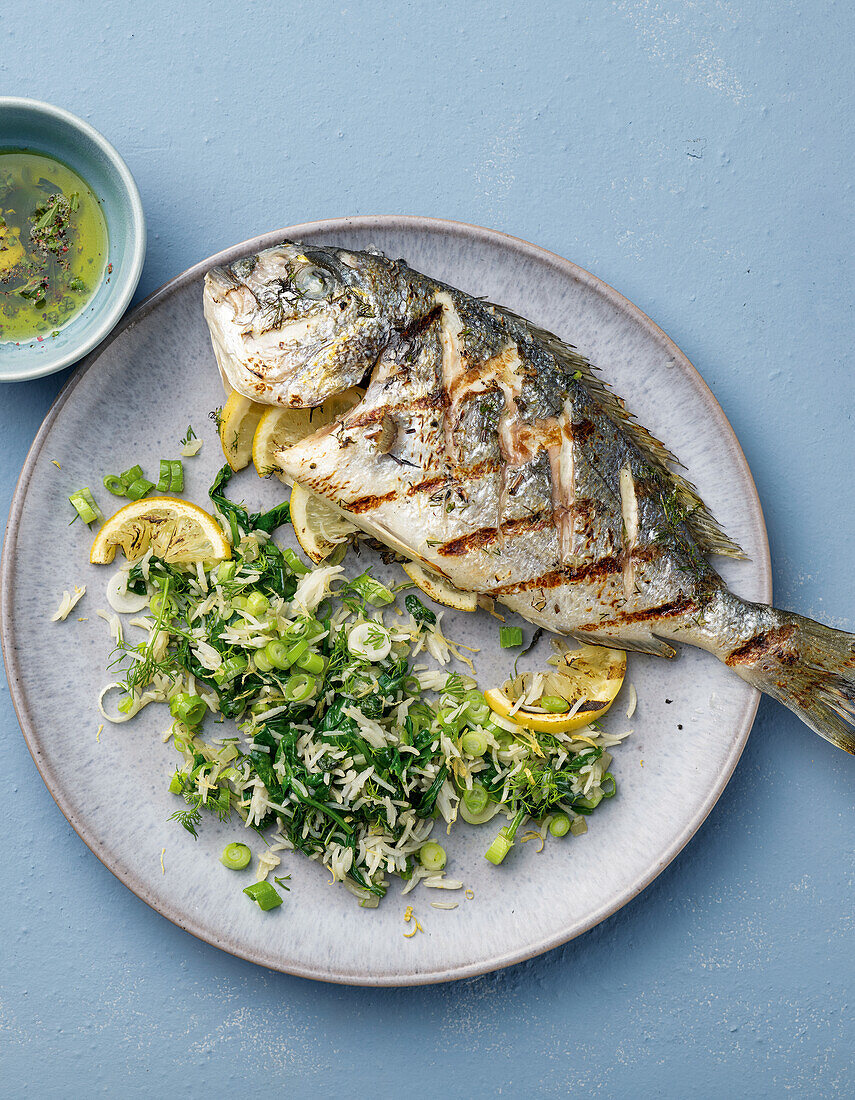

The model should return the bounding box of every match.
[402,561,478,613]
[252,388,362,480]
[90,498,231,565]
[219,388,266,471]
[289,482,358,564]
[484,644,627,733]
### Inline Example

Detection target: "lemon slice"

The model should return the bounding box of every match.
[289,481,358,564]
[484,645,626,733]
[402,561,478,613]
[252,388,362,480]
[219,388,266,471]
[90,497,231,565]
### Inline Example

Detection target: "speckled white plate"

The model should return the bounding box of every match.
[1,217,771,985]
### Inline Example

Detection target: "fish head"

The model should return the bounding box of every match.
[203,241,400,406]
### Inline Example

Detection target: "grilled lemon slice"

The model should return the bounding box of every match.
[252,388,362,480]
[485,645,626,733]
[90,498,231,565]
[219,389,266,471]
[402,561,478,613]
[289,482,357,564]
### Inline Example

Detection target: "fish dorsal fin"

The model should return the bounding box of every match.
[490,305,746,560]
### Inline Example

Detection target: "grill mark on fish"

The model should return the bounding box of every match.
[436,511,553,557]
[345,394,446,429]
[406,458,502,496]
[407,474,453,496]
[725,626,798,668]
[345,490,400,514]
[487,544,662,595]
[397,304,443,341]
[488,558,623,595]
[574,597,698,630]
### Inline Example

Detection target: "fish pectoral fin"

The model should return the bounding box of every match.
[571,629,678,659]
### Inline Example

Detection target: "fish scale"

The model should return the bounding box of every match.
[203,241,855,753]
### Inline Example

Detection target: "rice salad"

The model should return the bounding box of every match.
[92,465,627,908]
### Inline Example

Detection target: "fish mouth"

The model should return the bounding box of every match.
[203,267,257,322]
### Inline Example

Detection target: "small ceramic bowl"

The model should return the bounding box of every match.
[0,97,145,382]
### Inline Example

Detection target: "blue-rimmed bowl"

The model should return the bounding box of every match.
[0,97,145,382]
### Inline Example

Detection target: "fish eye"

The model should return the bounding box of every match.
[294,265,335,300]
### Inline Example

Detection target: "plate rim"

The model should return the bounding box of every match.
[1,214,772,985]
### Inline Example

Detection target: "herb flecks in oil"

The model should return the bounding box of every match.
[0,150,108,343]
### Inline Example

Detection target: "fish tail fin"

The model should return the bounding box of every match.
[726,608,855,753]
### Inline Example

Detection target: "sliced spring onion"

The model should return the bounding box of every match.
[347,572,395,606]
[157,458,184,493]
[253,649,273,673]
[458,787,500,825]
[484,827,514,865]
[282,617,312,639]
[149,592,173,618]
[574,788,604,811]
[216,560,237,583]
[263,639,291,669]
[437,706,466,737]
[69,488,103,525]
[125,477,154,501]
[246,591,269,617]
[103,474,126,496]
[499,626,523,649]
[419,841,447,871]
[220,842,252,870]
[462,782,489,814]
[243,881,283,910]
[347,621,391,661]
[549,813,571,837]
[539,695,570,713]
[463,689,490,726]
[281,547,310,575]
[295,650,324,675]
[215,655,247,685]
[461,730,488,756]
[283,672,316,702]
[119,464,144,489]
[169,692,207,726]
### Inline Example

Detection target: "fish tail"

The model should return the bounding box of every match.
[724,607,855,753]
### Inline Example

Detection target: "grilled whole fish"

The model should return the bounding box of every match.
[204,242,855,753]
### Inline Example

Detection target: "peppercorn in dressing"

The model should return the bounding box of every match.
[0,149,108,342]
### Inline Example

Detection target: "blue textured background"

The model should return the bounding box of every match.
[2,1,852,1095]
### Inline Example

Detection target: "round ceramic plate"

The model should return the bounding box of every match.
[2,217,771,985]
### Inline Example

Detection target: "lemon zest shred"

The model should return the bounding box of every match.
[160,847,166,874]
[521,830,545,853]
[96,724,104,743]
[51,459,61,468]
[403,905,425,937]
[465,887,475,901]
